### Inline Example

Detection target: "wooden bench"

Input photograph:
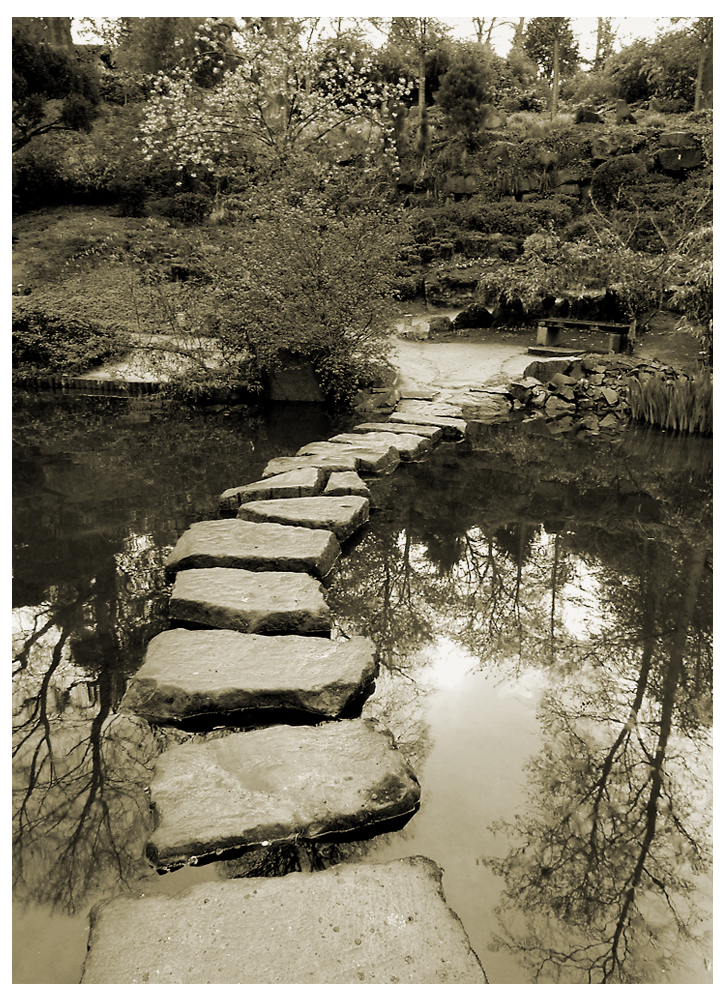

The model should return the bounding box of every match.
[536,317,635,353]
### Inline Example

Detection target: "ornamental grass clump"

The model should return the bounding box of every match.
[627,370,712,435]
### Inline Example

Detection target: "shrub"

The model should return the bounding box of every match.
[12,301,129,379]
[590,153,648,208]
[158,192,213,226]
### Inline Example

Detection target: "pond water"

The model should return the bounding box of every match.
[12,392,713,985]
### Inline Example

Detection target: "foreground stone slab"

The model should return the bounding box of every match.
[169,568,330,634]
[389,410,467,439]
[120,630,377,722]
[145,718,420,866]
[323,471,370,498]
[81,857,487,984]
[330,431,431,462]
[296,440,400,475]
[165,520,340,579]
[237,496,369,543]
[219,468,324,510]
[353,420,444,443]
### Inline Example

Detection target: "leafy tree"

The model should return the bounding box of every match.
[385,18,451,161]
[523,17,580,113]
[139,23,407,180]
[12,19,101,153]
[127,200,403,407]
[436,44,494,148]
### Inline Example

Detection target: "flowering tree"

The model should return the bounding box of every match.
[139,19,409,178]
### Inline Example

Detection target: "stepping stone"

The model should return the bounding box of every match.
[262,454,357,478]
[81,857,487,984]
[219,468,324,511]
[389,411,467,440]
[237,496,369,543]
[145,718,421,867]
[169,568,330,635]
[396,399,464,418]
[323,471,370,498]
[353,420,444,444]
[120,630,377,722]
[329,431,430,462]
[296,440,400,475]
[165,520,340,579]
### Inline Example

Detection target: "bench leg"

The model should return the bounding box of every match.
[536,324,561,347]
[608,332,626,353]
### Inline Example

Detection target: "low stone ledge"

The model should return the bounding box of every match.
[237,496,369,543]
[169,567,331,635]
[165,519,340,579]
[81,857,487,984]
[120,630,377,722]
[145,718,421,867]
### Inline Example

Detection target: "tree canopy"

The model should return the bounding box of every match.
[12,19,101,153]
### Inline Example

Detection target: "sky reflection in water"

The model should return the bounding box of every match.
[12,396,712,984]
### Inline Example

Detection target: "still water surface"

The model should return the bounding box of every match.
[12,393,712,984]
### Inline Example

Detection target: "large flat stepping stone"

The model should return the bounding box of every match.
[353,420,444,443]
[262,454,358,478]
[237,496,369,543]
[169,568,330,634]
[329,431,431,462]
[323,471,370,498]
[296,440,400,474]
[145,718,420,867]
[81,857,487,983]
[219,467,324,510]
[120,630,377,722]
[389,410,467,439]
[165,519,340,579]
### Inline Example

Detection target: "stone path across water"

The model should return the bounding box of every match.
[146,718,421,868]
[81,857,487,984]
[89,393,491,983]
[169,567,331,634]
[236,494,369,543]
[120,630,378,723]
[165,518,341,579]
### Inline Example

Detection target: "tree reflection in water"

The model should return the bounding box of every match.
[327,430,712,984]
[12,397,712,984]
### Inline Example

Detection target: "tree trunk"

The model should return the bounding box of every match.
[551,35,560,115]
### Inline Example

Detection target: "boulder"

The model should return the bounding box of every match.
[169,567,331,635]
[145,718,421,866]
[657,146,703,171]
[266,351,324,402]
[80,857,487,984]
[165,519,340,579]
[574,106,605,125]
[615,99,637,124]
[119,630,377,722]
[237,495,369,543]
